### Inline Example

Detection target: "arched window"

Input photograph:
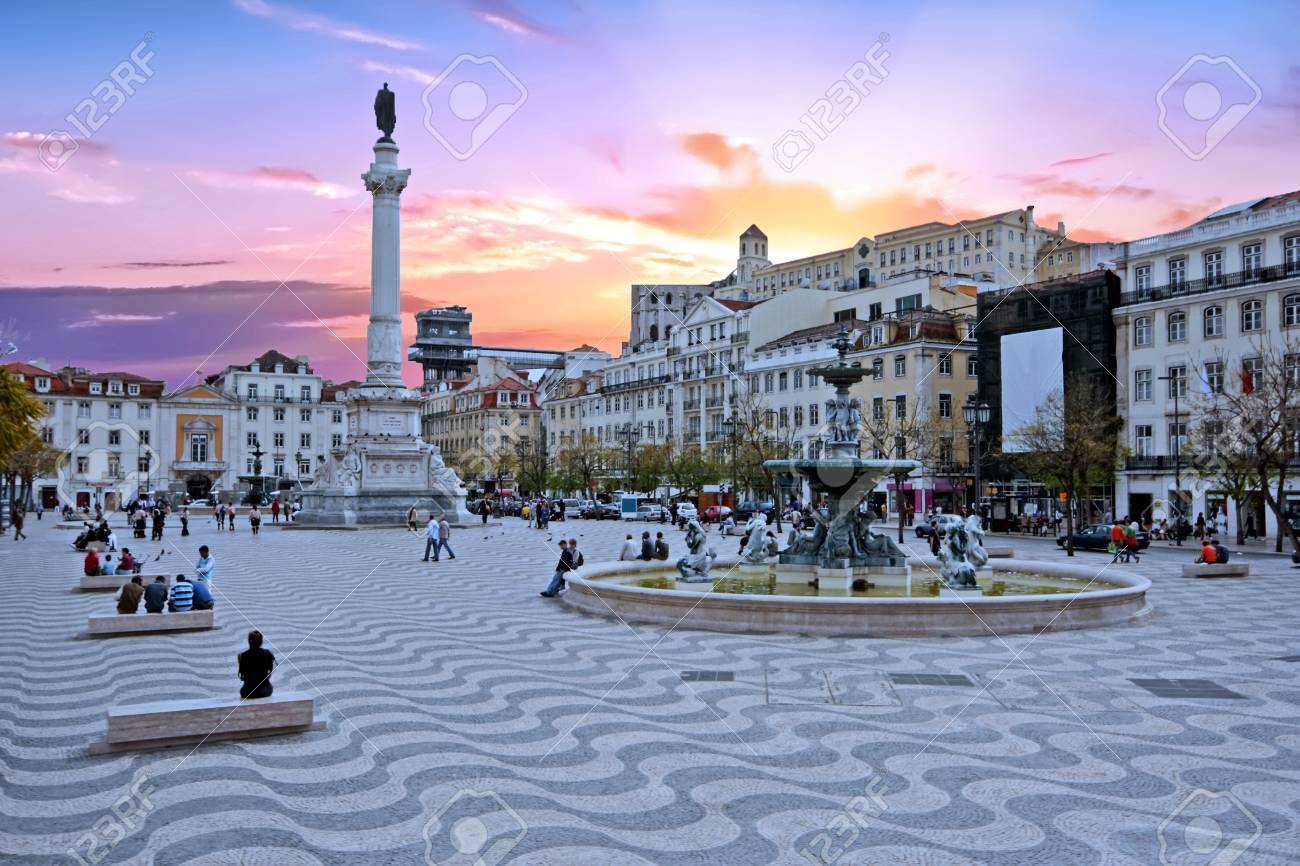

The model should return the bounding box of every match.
[1241,299,1263,332]
[648,324,658,341]
[1286,294,1300,327]
[666,293,673,306]
[648,292,657,305]
[664,325,672,340]
[1203,304,1224,337]
[1168,311,1187,342]
[1134,317,1152,346]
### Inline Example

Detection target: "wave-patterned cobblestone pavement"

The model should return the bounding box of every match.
[1,517,1298,864]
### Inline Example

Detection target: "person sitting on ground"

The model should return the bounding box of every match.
[654,532,669,560]
[238,630,275,699]
[195,546,214,583]
[116,576,145,614]
[143,576,168,613]
[638,531,654,561]
[720,515,736,536]
[1195,540,1218,564]
[83,548,100,577]
[191,576,214,611]
[168,575,194,612]
[619,533,637,561]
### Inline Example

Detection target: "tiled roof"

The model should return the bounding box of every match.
[740,224,767,239]
[716,299,759,311]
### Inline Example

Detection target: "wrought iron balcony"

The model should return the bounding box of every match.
[1118,264,1300,307]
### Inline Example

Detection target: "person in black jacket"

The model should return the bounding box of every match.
[638,531,654,560]
[540,540,573,597]
[238,630,275,700]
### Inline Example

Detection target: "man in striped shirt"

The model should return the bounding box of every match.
[168,575,194,612]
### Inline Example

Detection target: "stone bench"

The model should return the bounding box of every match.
[985,547,1015,558]
[79,573,170,592]
[87,609,214,637]
[89,691,323,754]
[1181,563,1249,578]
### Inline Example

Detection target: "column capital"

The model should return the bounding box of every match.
[363,168,411,198]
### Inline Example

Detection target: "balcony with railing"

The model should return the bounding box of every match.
[600,374,669,395]
[1125,202,1300,257]
[705,396,724,408]
[682,399,700,412]
[1117,263,1300,307]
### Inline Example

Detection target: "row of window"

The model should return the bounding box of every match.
[74,429,150,446]
[245,406,345,423]
[1133,237,1300,290]
[754,261,843,291]
[1134,355,1278,400]
[246,384,316,401]
[75,400,151,419]
[879,228,1024,268]
[83,381,145,396]
[1132,295,1292,346]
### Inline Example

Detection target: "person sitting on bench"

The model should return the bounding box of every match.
[83,548,101,577]
[143,576,168,613]
[116,576,145,614]
[1195,541,1218,564]
[117,548,138,574]
[99,553,114,575]
[191,577,214,611]
[168,575,194,612]
[238,630,275,700]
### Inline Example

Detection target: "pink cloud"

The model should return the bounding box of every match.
[232,0,422,51]
[1048,152,1113,168]
[187,165,355,199]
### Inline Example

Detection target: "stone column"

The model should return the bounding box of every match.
[361,140,411,389]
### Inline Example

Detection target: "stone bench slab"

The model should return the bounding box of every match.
[1181,563,1249,578]
[90,691,322,754]
[86,609,213,636]
[79,573,170,592]
[985,547,1015,558]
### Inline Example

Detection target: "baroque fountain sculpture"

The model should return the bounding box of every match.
[765,328,921,585]
[676,518,717,582]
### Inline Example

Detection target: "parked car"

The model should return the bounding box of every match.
[703,505,732,523]
[732,500,775,522]
[189,499,211,509]
[637,504,665,521]
[914,513,947,538]
[674,503,698,522]
[597,503,621,520]
[1056,524,1151,552]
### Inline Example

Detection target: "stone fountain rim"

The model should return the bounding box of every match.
[569,555,1150,605]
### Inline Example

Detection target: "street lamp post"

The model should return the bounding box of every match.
[962,394,991,523]
[722,416,737,506]
[250,436,266,506]
[615,423,639,489]
[1157,372,1184,545]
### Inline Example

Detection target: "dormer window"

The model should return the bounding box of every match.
[35,377,49,392]
[274,363,284,373]
[108,381,123,395]
[127,383,140,396]
[89,381,102,394]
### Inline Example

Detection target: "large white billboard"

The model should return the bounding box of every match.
[1000,328,1063,452]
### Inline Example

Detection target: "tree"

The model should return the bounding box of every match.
[629,443,669,499]
[860,394,944,543]
[664,445,722,501]
[557,432,615,497]
[513,434,549,496]
[731,390,798,530]
[1197,340,1300,552]
[0,368,45,509]
[1003,374,1122,556]
[1188,410,1255,546]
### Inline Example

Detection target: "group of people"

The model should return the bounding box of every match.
[523,498,561,529]
[127,501,181,540]
[619,531,669,561]
[1108,516,1144,563]
[84,546,146,576]
[113,545,217,614]
[421,515,456,562]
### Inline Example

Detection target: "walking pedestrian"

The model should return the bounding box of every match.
[227,504,237,531]
[422,516,439,561]
[180,507,190,537]
[249,505,261,536]
[150,508,164,542]
[271,498,281,524]
[480,499,492,525]
[434,515,455,561]
[406,504,418,532]
[11,505,26,541]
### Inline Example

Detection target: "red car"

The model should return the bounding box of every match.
[703,505,732,523]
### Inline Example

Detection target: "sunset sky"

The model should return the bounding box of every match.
[2,0,1297,389]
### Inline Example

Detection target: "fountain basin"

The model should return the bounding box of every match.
[563,556,1151,637]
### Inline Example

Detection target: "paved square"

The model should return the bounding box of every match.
[2,517,1299,864]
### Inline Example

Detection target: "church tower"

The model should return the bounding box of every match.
[736,224,770,287]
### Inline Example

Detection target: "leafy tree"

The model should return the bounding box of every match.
[665,445,722,500]
[730,390,798,530]
[629,443,670,498]
[0,369,45,509]
[1003,374,1122,556]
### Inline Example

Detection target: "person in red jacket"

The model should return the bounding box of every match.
[83,548,100,577]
